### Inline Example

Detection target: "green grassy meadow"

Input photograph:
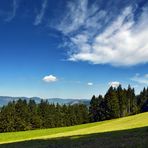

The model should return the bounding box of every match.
[0,112,148,148]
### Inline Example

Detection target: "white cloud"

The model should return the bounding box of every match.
[55,0,148,66]
[109,81,120,88]
[34,0,48,25]
[87,82,93,86]
[131,74,148,85]
[43,75,58,83]
[5,0,19,22]
[57,0,88,34]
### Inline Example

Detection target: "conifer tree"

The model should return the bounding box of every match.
[104,86,120,119]
[117,85,127,117]
[89,95,100,122]
[127,85,138,115]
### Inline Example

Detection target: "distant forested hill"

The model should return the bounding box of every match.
[0,96,90,106]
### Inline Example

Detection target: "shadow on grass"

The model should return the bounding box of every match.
[1,126,148,148]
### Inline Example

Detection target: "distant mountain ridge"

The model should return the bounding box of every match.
[0,96,90,106]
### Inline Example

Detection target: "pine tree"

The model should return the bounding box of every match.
[79,104,89,124]
[127,85,138,115]
[14,99,30,131]
[117,85,127,117]
[104,86,120,119]
[138,87,148,112]
[89,95,100,122]
[0,101,16,132]
[28,99,41,129]
[38,99,50,128]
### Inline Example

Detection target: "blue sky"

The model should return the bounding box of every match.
[0,0,148,99]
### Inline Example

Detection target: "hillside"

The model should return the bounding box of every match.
[0,112,148,148]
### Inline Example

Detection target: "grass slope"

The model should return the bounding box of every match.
[0,112,148,147]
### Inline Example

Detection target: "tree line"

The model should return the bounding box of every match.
[0,100,89,132]
[89,85,148,122]
[0,85,148,133]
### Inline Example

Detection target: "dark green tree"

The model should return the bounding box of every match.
[89,95,102,122]
[104,86,120,119]
[117,85,127,117]
[126,85,138,115]
[138,87,148,112]
[28,99,41,129]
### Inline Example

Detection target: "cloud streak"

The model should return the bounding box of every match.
[34,0,48,26]
[5,0,19,22]
[57,0,88,34]
[131,73,148,85]
[55,0,148,66]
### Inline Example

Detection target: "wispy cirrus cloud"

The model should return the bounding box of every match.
[5,0,19,22]
[57,0,88,34]
[34,0,48,26]
[54,0,148,66]
[131,73,148,85]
